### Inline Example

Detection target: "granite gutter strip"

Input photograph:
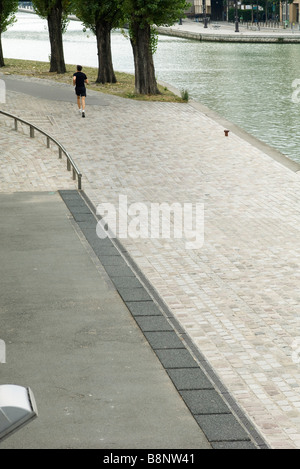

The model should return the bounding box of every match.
[59,189,270,450]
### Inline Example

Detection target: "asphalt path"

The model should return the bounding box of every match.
[0,191,212,449]
[1,74,109,106]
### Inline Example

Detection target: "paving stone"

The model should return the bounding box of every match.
[72,213,96,222]
[104,264,136,278]
[92,246,121,257]
[117,287,153,302]
[134,316,174,332]
[96,255,128,267]
[111,276,144,289]
[143,331,185,349]
[125,301,163,317]
[211,441,257,449]
[75,221,98,230]
[194,414,252,442]
[166,368,214,390]
[64,201,90,210]
[179,389,231,415]
[155,349,199,369]
[89,236,115,249]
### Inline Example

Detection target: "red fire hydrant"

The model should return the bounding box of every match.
[224,130,229,137]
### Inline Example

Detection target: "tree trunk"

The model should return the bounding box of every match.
[95,20,116,84]
[0,35,4,67]
[47,4,66,74]
[130,21,160,95]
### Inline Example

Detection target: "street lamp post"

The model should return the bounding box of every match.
[234,0,239,32]
[203,0,208,27]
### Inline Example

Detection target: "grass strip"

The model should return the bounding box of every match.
[1,58,186,103]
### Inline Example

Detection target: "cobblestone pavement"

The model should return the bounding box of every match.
[1,78,300,449]
[0,124,77,192]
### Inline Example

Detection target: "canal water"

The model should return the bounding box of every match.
[2,12,300,164]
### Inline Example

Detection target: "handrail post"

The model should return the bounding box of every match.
[14,118,18,131]
[30,126,34,138]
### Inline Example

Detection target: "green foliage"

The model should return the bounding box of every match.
[122,0,189,95]
[32,0,72,16]
[32,0,72,32]
[228,8,252,22]
[181,88,189,102]
[123,0,189,29]
[124,0,189,54]
[71,0,124,33]
[0,0,18,33]
[150,26,158,54]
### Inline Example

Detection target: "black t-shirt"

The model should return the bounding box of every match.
[73,71,87,88]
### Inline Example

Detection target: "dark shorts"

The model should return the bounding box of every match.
[75,87,86,97]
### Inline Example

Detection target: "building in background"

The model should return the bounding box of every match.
[186,0,299,23]
[186,0,224,21]
[282,0,300,23]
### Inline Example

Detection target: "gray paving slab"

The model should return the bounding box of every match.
[166,368,214,390]
[143,331,186,350]
[104,265,137,278]
[195,414,252,443]
[0,192,211,450]
[179,390,231,415]
[154,349,201,369]
[117,288,153,302]
[125,301,163,317]
[134,316,174,332]
[110,276,144,289]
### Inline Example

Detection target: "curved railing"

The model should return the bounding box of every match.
[0,110,82,190]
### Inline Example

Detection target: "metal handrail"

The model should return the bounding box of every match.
[0,110,82,190]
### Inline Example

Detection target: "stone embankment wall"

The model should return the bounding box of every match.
[157,26,300,43]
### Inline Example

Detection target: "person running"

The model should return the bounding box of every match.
[73,65,89,118]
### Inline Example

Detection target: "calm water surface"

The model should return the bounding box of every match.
[2,12,300,163]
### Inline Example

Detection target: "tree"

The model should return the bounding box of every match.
[123,0,188,95]
[0,0,18,67]
[71,0,124,84]
[32,0,72,73]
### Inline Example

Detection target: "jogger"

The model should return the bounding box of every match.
[73,65,89,118]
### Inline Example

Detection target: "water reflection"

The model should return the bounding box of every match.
[154,39,300,163]
[2,13,300,163]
